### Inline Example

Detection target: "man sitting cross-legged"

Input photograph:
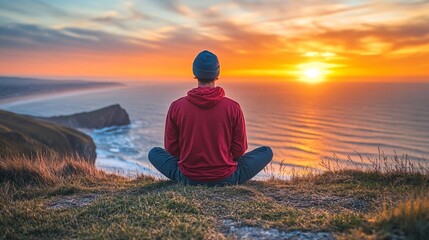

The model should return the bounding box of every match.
[148,50,273,186]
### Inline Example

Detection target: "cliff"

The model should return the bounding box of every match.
[0,110,96,163]
[37,104,131,129]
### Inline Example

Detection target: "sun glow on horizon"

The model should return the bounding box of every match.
[299,62,327,83]
[304,68,321,79]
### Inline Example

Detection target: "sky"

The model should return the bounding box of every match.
[0,0,428,82]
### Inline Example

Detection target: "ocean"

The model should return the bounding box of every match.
[1,81,429,178]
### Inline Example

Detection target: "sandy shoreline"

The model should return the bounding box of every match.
[0,84,125,107]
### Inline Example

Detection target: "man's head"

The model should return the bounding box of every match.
[193,50,220,84]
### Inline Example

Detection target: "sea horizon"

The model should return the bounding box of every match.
[2,79,429,179]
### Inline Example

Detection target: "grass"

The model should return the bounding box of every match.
[0,154,108,187]
[375,194,429,240]
[0,153,428,239]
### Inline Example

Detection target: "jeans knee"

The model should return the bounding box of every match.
[261,146,274,160]
[148,147,163,162]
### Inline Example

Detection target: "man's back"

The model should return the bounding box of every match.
[148,50,272,186]
[165,86,247,181]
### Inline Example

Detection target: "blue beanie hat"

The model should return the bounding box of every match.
[192,50,220,80]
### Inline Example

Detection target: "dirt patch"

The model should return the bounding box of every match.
[255,185,370,212]
[274,193,369,211]
[222,219,334,240]
[47,194,98,209]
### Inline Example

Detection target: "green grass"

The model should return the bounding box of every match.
[0,155,428,239]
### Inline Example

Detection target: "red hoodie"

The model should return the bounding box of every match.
[164,86,248,182]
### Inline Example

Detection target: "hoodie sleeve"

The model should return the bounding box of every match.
[230,104,248,159]
[164,103,180,157]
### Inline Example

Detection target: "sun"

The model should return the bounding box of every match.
[298,63,327,83]
[304,68,321,79]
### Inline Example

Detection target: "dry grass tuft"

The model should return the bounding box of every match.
[320,148,429,176]
[0,153,107,186]
[375,194,429,240]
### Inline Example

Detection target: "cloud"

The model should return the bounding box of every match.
[2,13,427,69]
[1,0,429,78]
[123,0,146,20]
[91,11,125,27]
[0,0,75,19]
[90,11,135,30]
[296,17,429,55]
[231,0,378,22]
[0,23,157,53]
[152,0,194,16]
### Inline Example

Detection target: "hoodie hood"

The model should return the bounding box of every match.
[186,86,225,109]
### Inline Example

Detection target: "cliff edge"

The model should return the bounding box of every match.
[0,110,96,163]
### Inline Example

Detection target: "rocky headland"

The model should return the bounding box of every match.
[0,104,131,164]
[36,104,131,129]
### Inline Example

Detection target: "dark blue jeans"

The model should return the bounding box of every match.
[148,146,273,186]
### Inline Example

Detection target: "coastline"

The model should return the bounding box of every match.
[0,84,125,107]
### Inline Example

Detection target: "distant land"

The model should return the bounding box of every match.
[35,104,131,129]
[0,76,122,101]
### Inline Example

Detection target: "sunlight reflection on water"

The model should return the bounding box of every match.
[2,81,429,178]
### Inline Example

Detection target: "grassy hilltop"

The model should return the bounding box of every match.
[0,110,96,163]
[0,154,428,239]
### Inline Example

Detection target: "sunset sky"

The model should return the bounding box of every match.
[0,0,428,82]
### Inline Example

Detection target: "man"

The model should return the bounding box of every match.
[148,50,273,186]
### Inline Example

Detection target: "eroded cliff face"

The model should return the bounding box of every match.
[37,104,131,129]
[0,110,96,163]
